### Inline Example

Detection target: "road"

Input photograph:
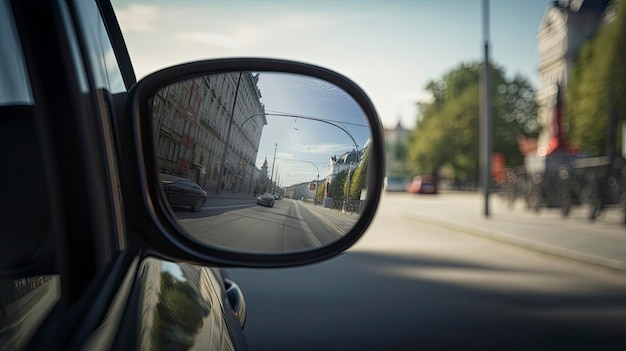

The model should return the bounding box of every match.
[227,192,626,350]
[176,197,357,252]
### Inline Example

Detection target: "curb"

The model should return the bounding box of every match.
[401,210,626,274]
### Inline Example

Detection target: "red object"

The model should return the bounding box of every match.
[548,84,570,155]
[491,153,506,184]
[407,175,438,194]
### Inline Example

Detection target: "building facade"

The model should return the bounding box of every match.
[152,72,267,194]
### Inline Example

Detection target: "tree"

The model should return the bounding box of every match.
[349,147,370,200]
[328,170,347,200]
[566,0,626,156]
[316,181,326,199]
[407,61,539,184]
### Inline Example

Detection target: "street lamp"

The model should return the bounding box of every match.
[240,111,361,161]
[269,142,277,194]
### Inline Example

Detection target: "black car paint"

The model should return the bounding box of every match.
[161,174,208,212]
[0,0,247,349]
[2,0,386,349]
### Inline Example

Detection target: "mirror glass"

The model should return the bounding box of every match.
[152,71,373,253]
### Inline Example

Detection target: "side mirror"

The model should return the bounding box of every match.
[130,59,384,267]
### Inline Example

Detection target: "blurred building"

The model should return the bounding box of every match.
[383,119,411,177]
[536,0,612,149]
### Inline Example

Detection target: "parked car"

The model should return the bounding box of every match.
[160,174,207,212]
[407,175,438,194]
[257,193,276,207]
[0,0,385,350]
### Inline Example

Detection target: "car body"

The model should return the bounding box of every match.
[160,174,207,212]
[257,192,276,207]
[0,1,385,350]
[407,175,438,194]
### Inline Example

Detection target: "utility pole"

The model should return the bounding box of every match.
[480,0,493,217]
[270,142,277,194]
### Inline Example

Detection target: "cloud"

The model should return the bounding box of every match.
[305,143,356,154]
[115,4,158,33]
[276,152,295,160]
[176,31,242,49]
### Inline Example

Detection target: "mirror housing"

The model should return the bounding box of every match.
[130,58,385,267]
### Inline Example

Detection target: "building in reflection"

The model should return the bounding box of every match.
[153,72,267,194]
[326,149,361,184]
[323,146,367,208]
[284,180,318,201]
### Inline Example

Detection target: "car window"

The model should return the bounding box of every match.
[0,2,61,348]
[178,180,198,189]
[72,0,126,93]
[0,1,33,105]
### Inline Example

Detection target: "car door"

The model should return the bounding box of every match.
[0,0,247,350]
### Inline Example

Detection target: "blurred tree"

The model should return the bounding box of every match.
[407,61,539,184]
[152,271,205,350]
[567,0,626,156]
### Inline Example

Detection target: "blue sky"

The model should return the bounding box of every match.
[113,0,549,129]
[253,72,371,185]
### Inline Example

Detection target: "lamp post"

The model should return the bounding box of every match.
[269,142,277,194]
[480,0,493,217]
[240,111,361,159]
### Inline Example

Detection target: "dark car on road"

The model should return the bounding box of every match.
[256,192,276,207]
[160,174,207,212]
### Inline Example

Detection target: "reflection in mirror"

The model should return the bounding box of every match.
[151,71,373,253]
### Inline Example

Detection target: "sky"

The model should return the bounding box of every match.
[112,0,551,131]
[242,72,371,186]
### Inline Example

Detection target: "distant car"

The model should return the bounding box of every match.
[257,192,276,207]
[407,175,438,194]
[384,177,408,192]
[160,174,208,212]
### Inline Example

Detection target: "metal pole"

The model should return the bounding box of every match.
[481,0,492,217]
[216,72,243,195]
[270,142,277,194]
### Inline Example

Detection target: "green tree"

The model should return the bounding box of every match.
[407,61,539,184]
[316,181,326,199]
[567,0,626,156]
[350,147,370,199]
[152,271,205,350]
[328,170,347,200]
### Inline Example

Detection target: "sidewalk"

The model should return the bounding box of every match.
[395,191,626,273]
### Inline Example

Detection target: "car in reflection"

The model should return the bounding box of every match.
[407,175,438,194]
[160,174,208,212]
[257,192,276,207]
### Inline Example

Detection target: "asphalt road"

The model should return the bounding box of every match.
[227,193,626,351]
[177,198,355,252]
